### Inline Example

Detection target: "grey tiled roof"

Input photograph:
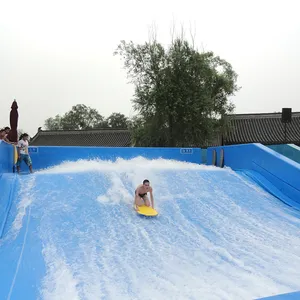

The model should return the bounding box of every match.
[224,112,300,145]
[30,112,300,147]
[30,129,133,147]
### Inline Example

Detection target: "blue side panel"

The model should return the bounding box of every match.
[268,144,300,164]
[0,174,17,238]
[0,141,14,173]
[237,170,300,211]
[206,143,300,208]
[257,291,300,299]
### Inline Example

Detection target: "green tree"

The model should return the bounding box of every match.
[94,119,110,129]
[106,113,129,128]
[61,104,104,130]
[128,115,166,146]
[44,105,132,131]
[114,34,239,147]
[44,104,105,130]
[44,115,62,130]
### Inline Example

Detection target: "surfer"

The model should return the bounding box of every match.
[16,133,33,174]
[134,179,154,211]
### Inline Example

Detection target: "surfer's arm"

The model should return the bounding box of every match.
[134,202,139,211]
[134,190,139,211]
[150,191,154,208]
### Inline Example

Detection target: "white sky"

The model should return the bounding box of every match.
[0,0,299,136]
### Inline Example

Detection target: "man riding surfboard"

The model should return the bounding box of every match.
[134,179,154,211]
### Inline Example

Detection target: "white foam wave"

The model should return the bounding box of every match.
[97,172,133,205]
[94,160,193,208]
[9,175,36,239]
[37,156,227,209]
[36,156,226,175]
[39,243,80,300]
[36,156,226,209]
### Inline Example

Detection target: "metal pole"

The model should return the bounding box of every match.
[284,122,287,143]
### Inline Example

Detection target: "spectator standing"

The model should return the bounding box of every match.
[16,133,33,174]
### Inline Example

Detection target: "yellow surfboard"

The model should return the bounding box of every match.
[136,205,158,217]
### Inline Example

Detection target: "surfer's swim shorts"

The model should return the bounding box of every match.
[135,190,147,198]
[16,154,32,167]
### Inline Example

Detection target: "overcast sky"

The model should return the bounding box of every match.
[1,0,299,136]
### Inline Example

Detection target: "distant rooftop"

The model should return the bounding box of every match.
[29,111,300,147]
[227,111,300,119]
[30,128,132,147]
[224,111,300,145]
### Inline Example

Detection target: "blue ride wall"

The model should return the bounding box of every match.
[0,141,14,173]
[206,143,300,208]
[27,146,202,170]
[0,142,16,238]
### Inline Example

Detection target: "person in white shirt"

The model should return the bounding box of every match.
[16,133,33,174]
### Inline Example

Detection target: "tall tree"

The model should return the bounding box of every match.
[61,104,104,130]
[44,105,105,130]
[106,113,129,128]
[114,34,239,147]
[44,115,62,130]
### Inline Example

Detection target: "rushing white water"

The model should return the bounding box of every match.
[10,175,36,239]
[5,157,300,300]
